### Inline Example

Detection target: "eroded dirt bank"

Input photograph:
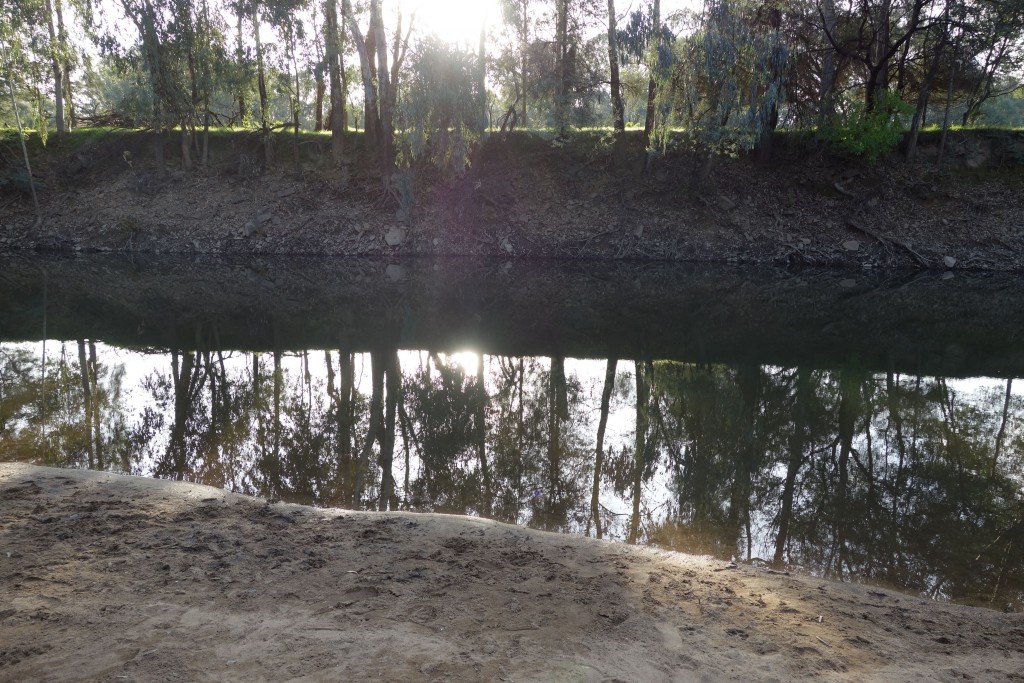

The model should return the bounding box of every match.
[2,464,1022,682]
[2,131,1023,270]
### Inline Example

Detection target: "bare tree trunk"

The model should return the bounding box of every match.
[180,121,193,169]
[642,0,660,147]
[521,0,528,127]
[607,0,624,132]
[289,33,302,174]
[555,0,569,133]
[834,371,860,577]
[236,10,246,124]
[937,46,958,170]
[591,358,617,539]
[773,368,811,566]
[478,16,488,133]
[343,0,380,155]
[378,351,399,511]
[906,44,945,160]
[253,2,273,165]
[476,354,492,515]
[992,379,1012,477]
[371,0,394,176]
[817,0,837,127]
[629,360,651,544]
[44,0,66,135]
[356,351,385,508]
[547,357,567,506]
[865,0,892,111]
[325,0,345,158]
[55,0,74,129]
[5,66,41,218]
[88,342,102,468]
[78,340,95,468]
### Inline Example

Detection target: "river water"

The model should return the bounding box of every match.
[1,254,1022,611]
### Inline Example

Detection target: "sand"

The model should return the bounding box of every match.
[2,463,1022,682]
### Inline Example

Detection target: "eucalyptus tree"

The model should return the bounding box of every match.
[323,0,348,160]
[401,37,487,176]
[341,0,414,188]
[1,0,44,217]
[616,0,672,145]
[606,0,626,163]
[665,0,787,186]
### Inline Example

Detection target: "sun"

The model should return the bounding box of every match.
[398,0,499,48]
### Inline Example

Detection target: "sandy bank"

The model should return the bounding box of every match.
[1,463,1022,682]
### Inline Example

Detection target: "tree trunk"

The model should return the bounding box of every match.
[327,350,355,505]
[773,368,811,566]
[236,10,246,124]
[643,0,661,147]
[290,34,302,174]
[5,69,41,217]
[521,1,528,127]
[591,358,617,539]
[77,340,95,468]
[834,370,859,577]
[343,0,380,156]
[547,357,567,504]
[817,0,837,127]
[181,122,193,169]
[865,0,892,111]
[314,74,325,131]
[325,0,346,159]
[607,0,624,132]
[629,360,651,544]
[937,46,957,170]
[44,0,66,135]
[906,32,946,161]
[55,0,74,129]
[555,0,569,133]
[356,351,385,508]
[478,16,488,133]
[253,2,273,165]
[378,351,399,511]
[371,0,394,177]
[476,354,492,515]
[992,379,1012,477]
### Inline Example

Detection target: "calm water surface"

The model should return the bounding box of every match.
[1,255,1022,611]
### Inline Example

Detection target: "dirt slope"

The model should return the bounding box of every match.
[1,463,1022,682]
[2,131,1023,270]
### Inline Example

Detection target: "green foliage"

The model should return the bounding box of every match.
[824,91,914,163]
[400,38,484,177]
[661,0,787,156]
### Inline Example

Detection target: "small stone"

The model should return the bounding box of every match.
[943,255,957,269]
[942,271,955,280]
[717,195,737,211]
[385,226,405,246]
[842,240,861,252]
[257,213,272,224]
[500,238,514,254]
[244,221,257,237]
[839,279,857,288]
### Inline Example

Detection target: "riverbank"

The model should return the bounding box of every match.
[2,463,1023,682]
[2,129,1023,270]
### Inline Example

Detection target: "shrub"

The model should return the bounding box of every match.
[824,91,913,163]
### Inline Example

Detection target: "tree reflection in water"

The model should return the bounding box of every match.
[1,343,1021,611]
